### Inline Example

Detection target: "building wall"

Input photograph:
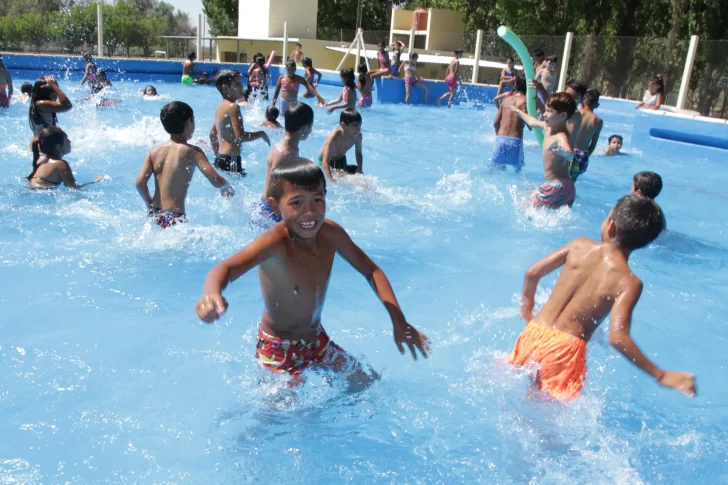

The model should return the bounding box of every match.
[391,9,414,31]
[215,38,348,69]
[267,0,318,39]
[425,8,465,51]
[238,0,271,38]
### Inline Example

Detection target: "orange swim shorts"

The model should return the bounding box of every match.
[256,325,345,375]
[509,321,587,400]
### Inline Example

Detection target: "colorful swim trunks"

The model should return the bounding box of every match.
[181,74,194,85]
[569,148,590,182]
[317,155,358,174]
[491,135,525,170]
[214,154,246,175]
[446,73,457,91]
[254,196,283,229]
[405,76,419,87]
[256,325,343,374]
[149,209,187,228]
[358,94,372,108]
[531,177,576,209]
[509,321,587,400]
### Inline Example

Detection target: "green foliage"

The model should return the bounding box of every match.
[317,0,392,40]
[202,0,237,36]
[54,4,97,51]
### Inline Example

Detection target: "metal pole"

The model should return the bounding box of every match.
[282,22,288,66]
[361,31,370,71]
[355,28,362,70]
[97,4,103,57]
[197,14,202,62]
[557,32,574,93]
[676,35,700,111]
[471,29,483,84]
[408,28,415,55]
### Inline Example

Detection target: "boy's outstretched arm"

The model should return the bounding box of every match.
[135,152,154,210]
[355,133,363,173]
[508,106,545,131]
[209,123,220,155]
[328,222,431,360]
[521,244,571,322]
[320,131,337,181]
[609,279,696,397]
[228,104,271,146]
[193,147,234,197]
[196,230,280,322]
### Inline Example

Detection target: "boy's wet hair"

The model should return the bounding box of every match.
[608,134,623,144]
[160,101,194,134]
[546,92,577,118]
[340,68,356,89]
[28,126,67,181]
[214,69,239,94]
[611,195,665,250]
[566,79,587,98]
[633,171,662,199]
[21,82,33,95]
[515,75,527,94]
[188,52,196,60]
[302,57,313,67]
[286,59,296,71]
[268,158,326,201]
[284,102,314,132]
[340,108,362,125]
[546,55,558,63]
[583,88,600,108]
[266,105,279,121]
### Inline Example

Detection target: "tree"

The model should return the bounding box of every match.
[54,4,97,51]
[202,0,236,36]
[19,11,55,51]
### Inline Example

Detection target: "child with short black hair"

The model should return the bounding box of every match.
[319,108,363,180]
[262,105,282,129]
[27,126,105,189]
[510,195,695,400]
[631,171,662,199]
[210,69,270,174]
[605,134,623,156]
[510,92,577,209]
[326,68,357,113]
[196,158,431,379]
[136,101,234,228]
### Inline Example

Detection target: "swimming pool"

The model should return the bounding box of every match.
[1,74,727,484]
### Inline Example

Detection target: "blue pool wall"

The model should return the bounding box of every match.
[4,53,727,162]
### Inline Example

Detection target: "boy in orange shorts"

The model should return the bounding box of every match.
[510,195,696,400]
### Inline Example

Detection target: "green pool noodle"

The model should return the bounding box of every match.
[496,25,544,147]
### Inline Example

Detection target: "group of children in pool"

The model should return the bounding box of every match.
[11,48,695,401]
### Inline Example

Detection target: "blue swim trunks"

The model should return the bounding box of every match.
[253,197,282,229]
[491,135,525,170]
[569,148,589,182]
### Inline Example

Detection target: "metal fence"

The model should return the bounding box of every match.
[686,40,728,118]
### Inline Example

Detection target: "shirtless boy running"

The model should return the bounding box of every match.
[196,158,431,378]
[318,109,363,180]
[510,92,577,209]
[257,103,314,227]
[210,70,270,175]
[136,101,235,228]
[510,195,696,400]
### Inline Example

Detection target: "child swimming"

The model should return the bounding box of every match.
[210,70,271,174]
[318,109,363,180]
[27,127,105,189]
[631,171,662,199]
[262,106,283,129]
[510,195,695,400]
[510,93,577,209]
[195,158,431,377]
[136,101,234,228]
[605,135,624,156]
[139,85,158,97]
[492,76,527,171]
[257,103,314,227]
[326,68,357,113]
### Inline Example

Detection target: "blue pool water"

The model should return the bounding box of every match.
[1,75,727,484]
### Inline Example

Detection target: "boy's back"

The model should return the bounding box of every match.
[147,142,201,214]
[574,108,602,152]
[214,99,243,156]
[496,94,526,138]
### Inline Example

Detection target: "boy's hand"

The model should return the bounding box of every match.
[195,294,228,323]
[43,76,58,87]
[220,183,235,199]
[393,321,431,360]
[659,371,697,397]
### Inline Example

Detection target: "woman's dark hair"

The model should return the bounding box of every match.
[650,75,665,95]
[302,57,313,68]
[268,158,326,201]
[340,68,356,89]
[28,77,57,133]
[28,126,66,180]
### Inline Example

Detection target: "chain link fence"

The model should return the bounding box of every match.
[686,40,728,118]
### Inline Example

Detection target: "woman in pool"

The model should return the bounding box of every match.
[27,127,104,190]
[368,41,391,79]
[271,60,325,115]
[326,68,357,113]
[402,53,429,105]
[357,63,373,108]
[80,53,98,89]
[28,76,73,163]
[301,57,322,99]
[635,75,665,110]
